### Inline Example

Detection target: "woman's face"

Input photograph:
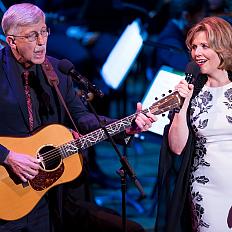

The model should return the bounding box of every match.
[190,31,221,75]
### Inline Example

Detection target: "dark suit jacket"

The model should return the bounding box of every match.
[0,46,132,231]
[0,46,114,162]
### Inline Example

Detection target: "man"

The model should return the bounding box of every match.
[0,3,156,232]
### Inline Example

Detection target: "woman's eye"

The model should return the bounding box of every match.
[202,43,209,49]
[191,45,197,50]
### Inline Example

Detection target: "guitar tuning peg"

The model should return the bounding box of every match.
[155,97,158,100]
[162,114,165,117]
[168,90,172,93]
[162,94,165,97]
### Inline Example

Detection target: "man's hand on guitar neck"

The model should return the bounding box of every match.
[70,129,81,139]
[126,102,157,135]
[4,151,41,183]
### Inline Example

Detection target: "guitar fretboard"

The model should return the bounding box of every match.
[60,112,142,158]
[59,91,182,158]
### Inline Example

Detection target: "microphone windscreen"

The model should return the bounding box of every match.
[58,59,74,74]
[185,61,200,84]
[185,61,200,76]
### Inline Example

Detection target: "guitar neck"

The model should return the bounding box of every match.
[60,91,182,158]
[60,112,140,158]
[80,114,138,149]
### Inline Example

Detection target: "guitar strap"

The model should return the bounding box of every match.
[41,56,80,134]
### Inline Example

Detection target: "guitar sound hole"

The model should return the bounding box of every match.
[38,145,62,170]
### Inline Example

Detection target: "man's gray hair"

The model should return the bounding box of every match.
[1,3,45,35]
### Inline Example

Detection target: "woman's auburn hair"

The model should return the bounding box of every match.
[186,16,232,71]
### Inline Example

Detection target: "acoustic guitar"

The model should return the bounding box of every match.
[0,91,182,220]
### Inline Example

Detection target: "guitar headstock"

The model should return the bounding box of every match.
[149,91,183,115]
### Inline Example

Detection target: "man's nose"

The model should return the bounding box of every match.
[37,34,46,45]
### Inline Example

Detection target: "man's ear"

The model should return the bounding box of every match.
[6,36,16,48]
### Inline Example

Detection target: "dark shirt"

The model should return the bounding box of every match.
[17,62,45,130]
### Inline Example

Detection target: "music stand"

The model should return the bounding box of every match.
[100,18,147,90]
[98,19,149,230]
[141,66,185,217]
[142,65,185,136]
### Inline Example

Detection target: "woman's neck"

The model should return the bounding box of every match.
[206,70,230,87]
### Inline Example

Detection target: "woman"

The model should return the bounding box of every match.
[155,16,232,232]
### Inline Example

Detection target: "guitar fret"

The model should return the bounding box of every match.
[79,116,134,150]
[60,145,66,158]
[61,141,79,158]
[61,114,136,156]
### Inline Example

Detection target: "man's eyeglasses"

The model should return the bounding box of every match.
[8,27,50,42]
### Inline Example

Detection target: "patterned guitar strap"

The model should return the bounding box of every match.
[41,56,80,134]
[41,57,81,225]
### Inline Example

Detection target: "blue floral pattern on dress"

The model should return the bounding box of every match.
[190,90,212,231]
[223,88,232,123]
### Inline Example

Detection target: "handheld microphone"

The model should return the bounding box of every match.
[58,59,104,98]
[173,61,199,113]
[185,61,200,84]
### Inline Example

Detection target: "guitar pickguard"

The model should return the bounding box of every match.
[30,163,64,191]
[30,144,64,191]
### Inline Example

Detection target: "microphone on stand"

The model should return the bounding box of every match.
[58,59,104,98]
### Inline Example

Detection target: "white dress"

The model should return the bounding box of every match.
[190,82,232,232]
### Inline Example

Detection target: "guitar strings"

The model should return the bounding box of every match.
[38,109,154,165]
[38,122,130,164]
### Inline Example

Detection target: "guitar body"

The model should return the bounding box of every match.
[0,124,82,221]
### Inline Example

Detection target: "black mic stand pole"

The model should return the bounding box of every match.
[79,90,145,232]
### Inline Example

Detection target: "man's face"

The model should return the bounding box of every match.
[6,18,48,66]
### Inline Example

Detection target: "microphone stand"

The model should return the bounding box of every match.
[79,90,145,232]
